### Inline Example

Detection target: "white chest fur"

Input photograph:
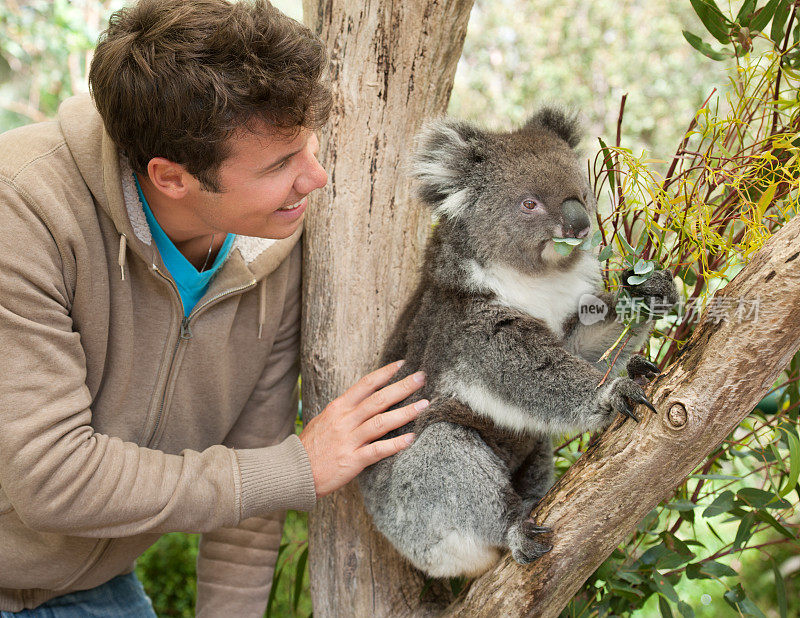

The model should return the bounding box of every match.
[466,252,601,337]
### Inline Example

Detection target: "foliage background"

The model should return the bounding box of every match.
[1,1,797,617]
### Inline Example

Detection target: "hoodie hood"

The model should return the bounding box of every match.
[56,94,302,284]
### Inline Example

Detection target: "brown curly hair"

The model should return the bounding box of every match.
[89,0,331,191]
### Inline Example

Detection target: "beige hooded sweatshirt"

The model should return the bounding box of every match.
[0,94,317,614]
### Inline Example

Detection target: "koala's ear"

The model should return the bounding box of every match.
[410,118,484,220]
[523,107,582,149]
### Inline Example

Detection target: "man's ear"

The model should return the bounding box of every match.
[410,118,485,220]
[146,157,191,199]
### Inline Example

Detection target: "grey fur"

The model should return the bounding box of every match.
[358,108,678,579]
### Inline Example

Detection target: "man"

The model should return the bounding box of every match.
[0,0,426,615]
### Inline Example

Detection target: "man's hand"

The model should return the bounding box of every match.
[298,360,428,498]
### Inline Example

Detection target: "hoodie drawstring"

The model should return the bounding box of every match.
[258,278,267,339]
[118,234,127,281]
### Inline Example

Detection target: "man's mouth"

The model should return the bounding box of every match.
[277,198,305,211]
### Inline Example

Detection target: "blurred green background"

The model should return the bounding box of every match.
[2,1,794,617]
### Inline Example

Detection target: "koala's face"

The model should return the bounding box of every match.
[412,109,596,273]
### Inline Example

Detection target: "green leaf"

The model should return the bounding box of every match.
[686,560,737,579]
[749,0,781,32]
[770,558,788,618]
[733,511,756,551]
[638,543,670,566]
[753,509,796,540]
[771,0,792,43]
[633,259,654,275]
[658,595,675,618]
[626,274,650,285]
[553,237,584,245]
[780,426,800,497]
[598,244,614,262]
[677,600,695,618]
[591,229,602,247]
[266,564,284,617]
[737,487,791,509]
[293,545,309,610]
[690,473,742,480]
[736,0,757,23]
[665,500,699,511]
[598,137,616,193]
[683,30,730,61]
[703,490,735,517]
[689,0,732,43]
[617,233,636,256]
[553,242,576,256]
[725,585,767,617]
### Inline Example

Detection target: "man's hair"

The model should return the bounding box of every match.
[88,0,331,192]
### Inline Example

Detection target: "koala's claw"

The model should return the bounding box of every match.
[627,354,661,381]
[635,394,657,415]
[508,521,552,565]
[606,377,656,423]
[619,400,640,423]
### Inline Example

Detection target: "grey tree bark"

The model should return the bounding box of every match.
[299,1,474,616]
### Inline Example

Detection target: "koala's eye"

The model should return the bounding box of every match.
[521,198,543,212]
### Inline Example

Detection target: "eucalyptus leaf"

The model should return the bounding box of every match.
[293,546,309,610]
[749,0,781,32]
[598,244,614,262]
[703,490,735,517]
[683,30,730,61]
[770,558,788,618]
[771,0,792,43]
[737,487,790,509]
[733,511,756,550]
[633,259,655,275]
[779,426,800,497]
[677,600,695,618]
[689,0,732,43]
[626,274,650,285]
[553,242,576,256]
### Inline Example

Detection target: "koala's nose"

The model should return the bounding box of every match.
[561,199,590,239]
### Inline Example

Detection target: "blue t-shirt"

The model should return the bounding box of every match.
[133,174,235,316]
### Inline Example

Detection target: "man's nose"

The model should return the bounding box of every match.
[295,153,328,195]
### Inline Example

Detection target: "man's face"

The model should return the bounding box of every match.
[187,121,327,239]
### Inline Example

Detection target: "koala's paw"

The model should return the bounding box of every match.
[602,377,657,423]
[626,354,661,382]
[622,269,679,306]
[507,520,553,565]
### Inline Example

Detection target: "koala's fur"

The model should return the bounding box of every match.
[357,109,678,579]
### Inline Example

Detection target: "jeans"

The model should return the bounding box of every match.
[1,573,157,617]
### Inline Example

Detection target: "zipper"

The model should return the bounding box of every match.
[147,263,257,447]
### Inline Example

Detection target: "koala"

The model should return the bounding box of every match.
[357,108,678,579]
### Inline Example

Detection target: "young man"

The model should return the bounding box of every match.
[0,0,426,615]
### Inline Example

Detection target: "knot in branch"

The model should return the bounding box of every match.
[667,403,688,429]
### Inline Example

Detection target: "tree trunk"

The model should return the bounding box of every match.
[300,1,474,616]
[441,215,800,617]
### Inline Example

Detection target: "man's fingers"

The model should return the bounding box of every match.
[350,371,426,426]
[336,360,405,409]
[357,432,416,467]
[354,399,429,444]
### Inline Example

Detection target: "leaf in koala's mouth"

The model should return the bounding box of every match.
[552,236,584,256]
